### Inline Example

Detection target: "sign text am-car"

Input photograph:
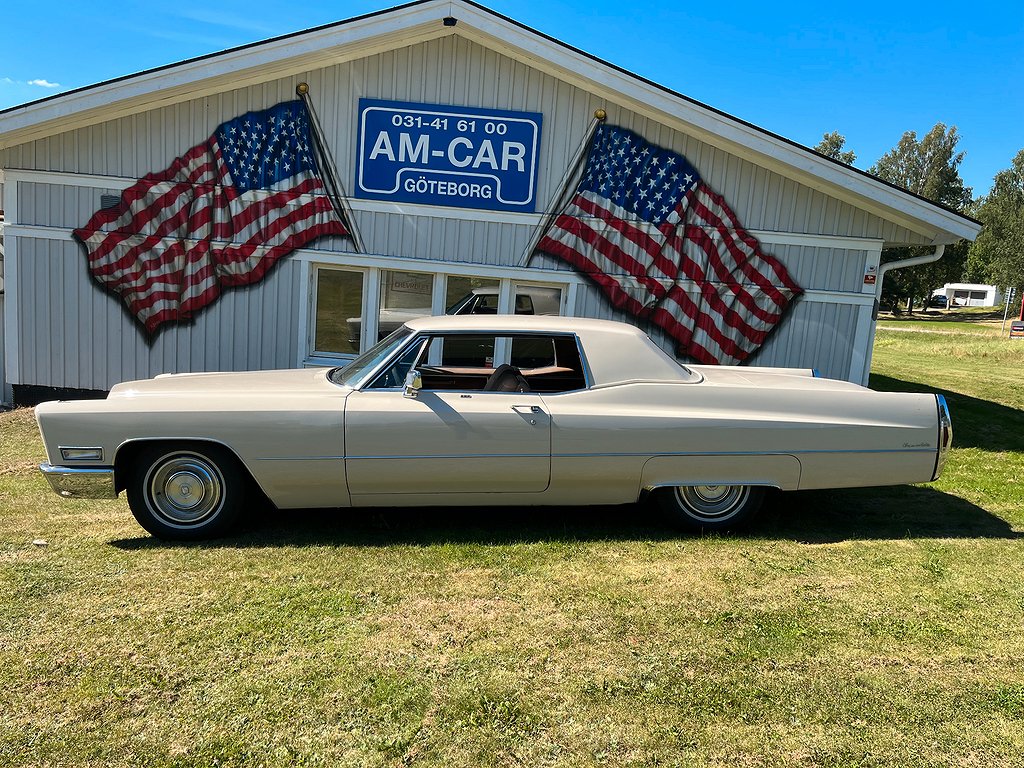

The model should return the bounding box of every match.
[355,98,543,213]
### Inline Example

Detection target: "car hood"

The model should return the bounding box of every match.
[107,367,337,398]
[690,365,869,392]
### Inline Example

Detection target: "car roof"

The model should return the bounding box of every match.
[405,314,645,334]
[403,315,689,385]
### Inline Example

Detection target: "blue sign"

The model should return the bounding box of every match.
[355,99,543,213]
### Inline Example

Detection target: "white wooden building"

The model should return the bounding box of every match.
[932,283,1004,308]
[0,0,980,404]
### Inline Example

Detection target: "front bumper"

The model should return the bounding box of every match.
[39,463,117,499]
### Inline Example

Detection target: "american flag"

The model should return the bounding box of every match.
[74,100,348,334]
[538,124,802,365]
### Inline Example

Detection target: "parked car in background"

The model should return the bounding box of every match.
[37,316,952,540]
[347,285,562,344]
[928,294,948,309]
[444,286,561,316]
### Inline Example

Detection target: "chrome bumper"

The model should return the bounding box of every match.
[932,395,953,481]
[39,463,117,499]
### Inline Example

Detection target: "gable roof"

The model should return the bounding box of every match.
[0,0,980,244]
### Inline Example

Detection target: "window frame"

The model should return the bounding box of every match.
[309,264,368,359]
[358,330,592,394]
[300,253,583,369]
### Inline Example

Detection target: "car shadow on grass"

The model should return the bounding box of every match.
[754,485,1020,544]
[109,484,1018,550]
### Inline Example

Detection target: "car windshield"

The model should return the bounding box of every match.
[329,326,413,387]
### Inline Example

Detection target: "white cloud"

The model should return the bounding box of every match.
[27,78,61,88]
[1,77,15,85]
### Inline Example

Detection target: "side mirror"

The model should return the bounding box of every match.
[403,369,423,398]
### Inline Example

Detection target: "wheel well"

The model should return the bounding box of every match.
[113,439,249,494]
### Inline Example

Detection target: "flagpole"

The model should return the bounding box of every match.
[518,109,606,267]
[296,82,366,254]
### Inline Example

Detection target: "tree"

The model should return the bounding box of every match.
[869,124,973,312]
[870,124,972,210]
[813,131,856,165]
[966,149,1024,292]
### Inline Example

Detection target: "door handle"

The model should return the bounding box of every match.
[512,405,543,414]
[511,404,544,425]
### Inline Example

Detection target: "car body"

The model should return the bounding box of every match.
[928,294,949,309]
[347,285,561,343]
[36,316,952,539]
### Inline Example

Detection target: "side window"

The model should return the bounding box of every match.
[511,335,586,393]
[363,333,587,393]
[511,337,555,369]
[428,335,496,368]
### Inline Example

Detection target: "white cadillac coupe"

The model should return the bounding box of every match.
[37,316,951,539]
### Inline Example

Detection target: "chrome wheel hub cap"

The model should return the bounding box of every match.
[676,485,750,521]
[148,455,223,526]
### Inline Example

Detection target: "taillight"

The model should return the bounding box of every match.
[933,395,953,480]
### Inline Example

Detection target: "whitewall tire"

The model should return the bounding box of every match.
[654,484,765,532]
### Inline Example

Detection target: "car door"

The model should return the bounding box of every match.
[344,389,551,495]
[343,332,552,496]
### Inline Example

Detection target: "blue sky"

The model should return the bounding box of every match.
[1,0,1020,196]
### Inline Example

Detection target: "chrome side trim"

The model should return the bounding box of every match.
[573,332,595,391]
[39,464,117,499]
[341,448,934,461]
[347,453,551,460]
[552,448,935,457]
[254,456,347,461]
[643,481,781,491]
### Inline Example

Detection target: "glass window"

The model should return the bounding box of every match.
[367,335,429,389]
[314,268,364,355]
[379,270,434,341]
[511,336,556,368]
[513,284,562,315]
[427,335,497,368]
[330,326,413,387]
[407,334,585,393]
[446,276,500,314]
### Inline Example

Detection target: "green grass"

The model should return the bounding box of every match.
[3,322,1024,767]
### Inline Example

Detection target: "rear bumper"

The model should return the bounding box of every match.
[932,395,953,481]
[39,463,117,499]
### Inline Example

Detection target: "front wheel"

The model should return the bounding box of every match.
[653,484,765,533]
[126,444,247,540]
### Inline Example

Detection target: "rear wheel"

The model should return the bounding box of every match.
[654,484,764,533]
[126,444,247,540]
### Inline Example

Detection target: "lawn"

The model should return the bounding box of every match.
[2,325,1023,767]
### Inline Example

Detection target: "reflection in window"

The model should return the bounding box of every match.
[513,285,562,315]
[446,276,500,314]
[379,270,434,340]
[314,268,363,355]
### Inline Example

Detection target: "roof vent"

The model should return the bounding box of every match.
[442,16,457,26]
